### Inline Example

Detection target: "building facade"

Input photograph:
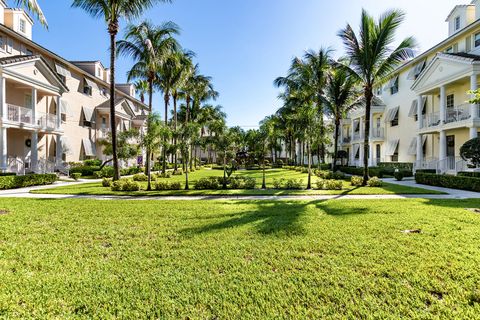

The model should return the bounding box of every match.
[0,2,149,175]
[339,0,480,174]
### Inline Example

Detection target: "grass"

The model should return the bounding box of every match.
[0,198,479,318]
[32,168,443,196]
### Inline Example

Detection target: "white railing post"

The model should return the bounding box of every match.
[440,86,446,125]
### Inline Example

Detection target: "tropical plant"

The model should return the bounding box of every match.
[338,9,416,185]
[177,122,199,190]
[460,137,480,167]
[97,129,140,168]
[140,113,163,190]
[72,0,172,180]
[16,0,47,28]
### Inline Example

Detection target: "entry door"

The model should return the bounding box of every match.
[376,144,381,163]
[446,135,455,170]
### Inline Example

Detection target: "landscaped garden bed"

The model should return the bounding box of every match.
[0,173,57,190]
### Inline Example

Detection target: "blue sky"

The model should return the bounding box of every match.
[31,0,461,127]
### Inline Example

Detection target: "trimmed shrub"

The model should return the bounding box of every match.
[157,171,172,179]
[70,165,100,177]
[367,177,383,187]
[122,179,141,191]
[70,172,81,181]
[155,181,181,190]
[194,177,220,190]
[244,177,256,189]
[173,169,183,176]
[133,173,148,181]
[415,169,437,174]
[0,174,57,190]
[458,171,480,178]
[394,170,404,181]
[332,171,346,180]
[111,180,124,191]
[316,179,343,190]
[415,172,480,192]
[121,167,143,176]
[284,178,303,190]
[230,177,245,189]
[83,159,102,166]
[351,176,363,187]
[102,178,112,187]
[377,162,413,171]
[316,170,332,179]
[273,178,285,189]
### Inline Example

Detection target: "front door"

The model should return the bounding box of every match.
[446,135,455,170]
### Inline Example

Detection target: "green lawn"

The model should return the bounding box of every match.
[33,168,443,196]
[0,198,479,318]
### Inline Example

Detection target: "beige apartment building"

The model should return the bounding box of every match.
[0,2,148,175]
[340,0,480,174]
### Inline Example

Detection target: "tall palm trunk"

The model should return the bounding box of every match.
[184,147,189,190]
[222,154,227,189]
[173,92,178,172]
[363,86,372,185]
[162,93,169,174]
[262,151,266,189]
[108,21,120,181]
[318,97,326,164]
[307,142,312,189]
[146,78,154,191]
[333,117,340,172]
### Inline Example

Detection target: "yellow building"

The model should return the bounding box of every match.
[0,2,148,175]
[340,1,480,174]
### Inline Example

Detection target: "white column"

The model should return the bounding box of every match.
[368,143,374,166]
[369,111,374,139]
[416,135,423,164]
[471,73,478,120]
[417,95,424,130]
[55,134,63,168]
[439,85,446,124]
[0,76,5,120]
[0,127,6,172]
[31,87,37,125]
[56,96,62,129]
[439,130,447,161]
[31,131,38,172]
[359,143,364,167]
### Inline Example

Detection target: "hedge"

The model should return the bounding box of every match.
[70,165,101,177]
[377,162,413,171]
[339,166,413,178]
[458,171,480,178]
[0,174,57,190]
[415,172,480,192]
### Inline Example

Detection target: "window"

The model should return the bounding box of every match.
[19,19,26,33]
[96,67,102,78]
[390,77,399,95]
[391,111,399,127]
[83,80,93,96]
[0,36,4,52]
[475,33,480,48]
[61,114,66,123]
[466,35,472,52]
[26,49,33,56]
[447,94,454,109]
[455,16,461,31]
[6,38,13,53]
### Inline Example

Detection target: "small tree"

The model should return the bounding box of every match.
[98,129,140,169]
[178,122,199,190]
[141,113,163,190]
[460,137,480,168]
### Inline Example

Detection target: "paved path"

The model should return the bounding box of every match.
[0,177,478,200]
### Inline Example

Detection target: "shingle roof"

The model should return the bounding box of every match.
[0,54,41,65]
[445,52,480,61]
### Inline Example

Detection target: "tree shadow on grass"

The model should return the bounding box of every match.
[181,201,314,237]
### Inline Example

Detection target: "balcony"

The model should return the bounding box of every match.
[353,132,363,142]
[371,127,385,140]
[99,127,111,139]
[5,104,60,131]
[420,104,479,131]
[342,136,351,144]
[445,104,471,124]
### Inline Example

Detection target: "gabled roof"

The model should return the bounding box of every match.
[95,97,135,117]
[445,4,474,21]
[444,52,480,61]
[0,54,69,93]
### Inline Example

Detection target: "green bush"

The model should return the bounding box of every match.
[394,170,404,181]
[458,171,480,178]
[415,169,437,174]
[332,171,346,180]
[133,173,148,181]
[155,181,181,190]
[377,162,413,171]
[173,169,183,176]
[157,171,172,179]
[230,177,245,189]
[351,176,363,187]
[194,177,220,190]
[316,170,332,179]
[122,179,141,191]
[244,177,256,189]
[415,172,480,192]
[0,174,57,190]
[70,166,100,177]
[93,166,116,179]
[70,172,82,181]
[102,178,112,187]
[121,167,143,176]
[273,178,285,189]
[83,159,102,166]
[367,177,383,187]
[316,179,343,190]
[284,178,303,190]
[111,180,124,191]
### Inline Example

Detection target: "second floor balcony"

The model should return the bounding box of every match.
[6,104,60,131]
[371,127,385,140]
[421,104,478,130]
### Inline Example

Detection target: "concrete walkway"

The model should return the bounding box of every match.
[0,177,478,200]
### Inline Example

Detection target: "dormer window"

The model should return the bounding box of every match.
[96,66,102,78]
[19,19,26,33]
[455,16,461,31]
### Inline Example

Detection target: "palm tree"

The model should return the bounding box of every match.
[72,0,172,180]
[117,20,179,187]
[295,104,318,189]
[16,0,47,28]
[134,80,149,103]
[140,113,162,190]
[323,62,360,171]
[338,9,415,185]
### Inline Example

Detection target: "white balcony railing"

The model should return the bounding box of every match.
[422,112,441,128]
[99,128,111,139]
[7,104,34,125]
[371,127,384,139]
[445,104,471,124]
[353,132,363,141]
[6,104,59,130]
